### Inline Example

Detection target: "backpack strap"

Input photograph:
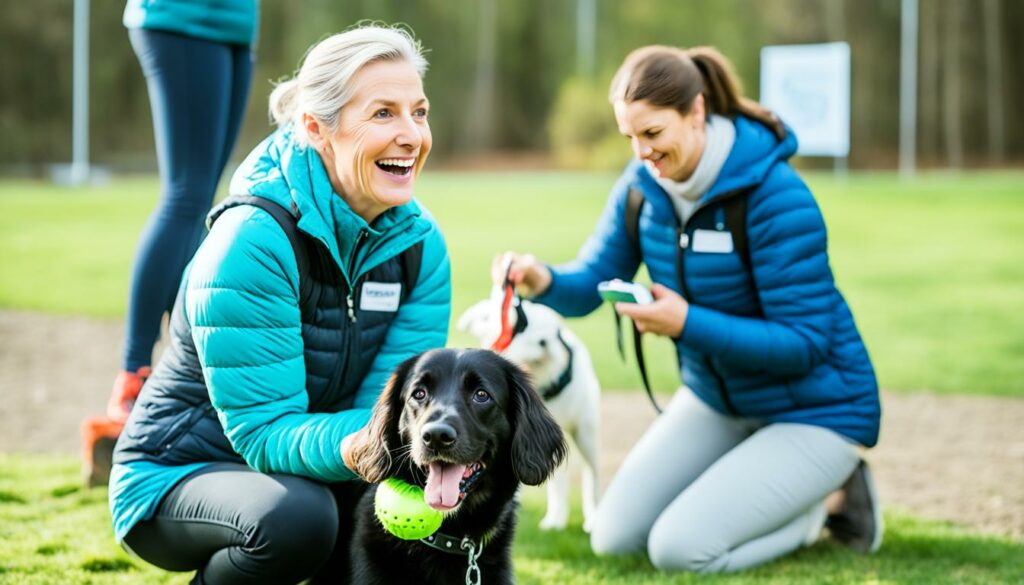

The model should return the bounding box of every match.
[208,195,423,310]
[626,186,752,270]
[398,240,424,300]
[722,192,752,272]
[208,195,313,318]
[625,188,645,257]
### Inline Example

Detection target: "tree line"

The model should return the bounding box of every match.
[1,0,1020,173]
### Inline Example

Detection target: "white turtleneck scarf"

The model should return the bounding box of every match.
[648,114,736,227]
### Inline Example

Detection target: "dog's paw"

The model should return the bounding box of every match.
[539,514,569,531]
[582,517,593,534]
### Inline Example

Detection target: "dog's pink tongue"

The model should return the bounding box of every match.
[425,462,467,510]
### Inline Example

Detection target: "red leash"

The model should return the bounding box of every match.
[491,265,517,352]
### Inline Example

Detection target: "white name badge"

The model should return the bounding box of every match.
[360,282,401,312]
[691,229,735,254]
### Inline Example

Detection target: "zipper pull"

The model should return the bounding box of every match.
[679,232,690,249]
[715,207,726,231]
[345,229,368,324]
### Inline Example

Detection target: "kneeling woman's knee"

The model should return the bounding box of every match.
[590,515,644,557]
[247,480,339,576]
[647,516,722,573]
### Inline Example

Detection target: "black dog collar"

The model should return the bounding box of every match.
[419,532,477,556]
[539,329,574,401]
[420,532,485,585]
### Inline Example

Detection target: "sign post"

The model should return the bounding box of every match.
[760,42,851,176]
[72,0,91,185]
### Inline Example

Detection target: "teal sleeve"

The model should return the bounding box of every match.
[186,206,354,482]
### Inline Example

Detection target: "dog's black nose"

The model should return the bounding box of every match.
[421,422,457,448]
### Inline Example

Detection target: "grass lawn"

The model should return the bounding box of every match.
[1,172,1022,581]
[1,454,1021,584]
[1,171,1022,396]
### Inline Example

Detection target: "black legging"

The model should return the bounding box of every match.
[123,28,253,371]
[124,463,367,584]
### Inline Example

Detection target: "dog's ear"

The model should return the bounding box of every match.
[346,354,417,483]
[456,300,494,339]
[506,361,567,486]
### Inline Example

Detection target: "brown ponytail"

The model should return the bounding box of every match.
[610,45,786,140]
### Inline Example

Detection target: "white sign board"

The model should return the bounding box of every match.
[760,42,850,157]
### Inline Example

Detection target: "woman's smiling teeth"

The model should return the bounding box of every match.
[375,158,415,175]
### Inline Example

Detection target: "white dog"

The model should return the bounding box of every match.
[457,289,600,532]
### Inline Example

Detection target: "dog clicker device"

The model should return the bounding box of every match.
[597,279,653,305]
[374,478,444,540]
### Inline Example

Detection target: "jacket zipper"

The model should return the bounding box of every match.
[327,229,368,410]
[303,234,357,411]
[346,229,368,323]
[675,189,746,416]
[302,225,375,410]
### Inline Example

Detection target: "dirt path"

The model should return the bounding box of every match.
[600,392,1024,539]
[2,310,1022,539]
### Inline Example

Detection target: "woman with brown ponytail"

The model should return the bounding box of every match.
[496,45,881,572]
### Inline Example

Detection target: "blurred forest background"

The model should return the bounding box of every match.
[2,0,1022,173]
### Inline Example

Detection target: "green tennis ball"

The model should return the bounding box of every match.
[374,478,444,540]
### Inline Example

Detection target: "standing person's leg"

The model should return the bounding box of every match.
[209,43,255,214]
[113,30,243,419]
[589,390,750,555]
[646,423,861,573]
[175,41,254,290]
[124,463,339,584]
[86,33,252,489]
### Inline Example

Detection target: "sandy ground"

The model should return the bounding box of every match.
[1,309,1022,539]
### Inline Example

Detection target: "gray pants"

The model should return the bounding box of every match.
[590,390,860,573]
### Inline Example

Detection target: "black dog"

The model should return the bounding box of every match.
[346,348,567,585]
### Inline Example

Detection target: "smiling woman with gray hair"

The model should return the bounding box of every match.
[108,24,451,584]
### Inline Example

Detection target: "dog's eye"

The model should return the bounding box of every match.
[411,387,428,401]
[472,389,491,404]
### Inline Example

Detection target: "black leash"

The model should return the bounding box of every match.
[613,306,662,414]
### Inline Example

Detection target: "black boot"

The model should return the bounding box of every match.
[827,459,883,553]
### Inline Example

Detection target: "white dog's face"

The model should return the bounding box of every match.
[458,288,602,534]
[456,289,565,374]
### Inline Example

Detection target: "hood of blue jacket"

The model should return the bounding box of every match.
[227,127,430,284]
[628,116,799,216]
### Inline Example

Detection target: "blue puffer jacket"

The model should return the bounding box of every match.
[536,116,880,447]
[109,128,450,540]
[123,0,259,46]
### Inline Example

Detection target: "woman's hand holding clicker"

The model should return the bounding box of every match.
[491,252,552,298]
[613,283,689,339]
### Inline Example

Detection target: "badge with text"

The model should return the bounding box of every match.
[360,282,401,312]
[691,229,735,254]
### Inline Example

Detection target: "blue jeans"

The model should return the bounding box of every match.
[123,28,253,370]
